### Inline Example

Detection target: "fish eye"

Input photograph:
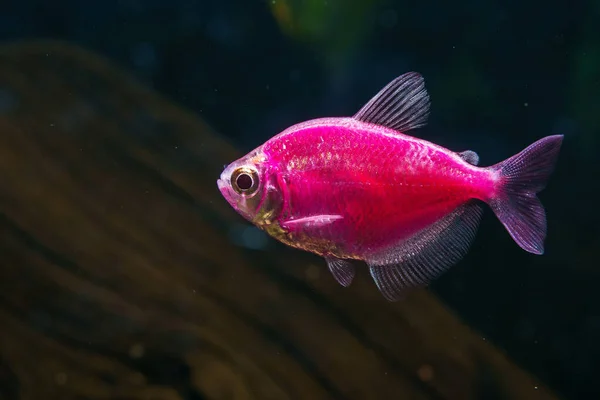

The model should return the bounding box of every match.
[231,167,259,195]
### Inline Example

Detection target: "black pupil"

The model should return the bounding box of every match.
[236,173,253,190]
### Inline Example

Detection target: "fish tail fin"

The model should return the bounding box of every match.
[487,135,563,255]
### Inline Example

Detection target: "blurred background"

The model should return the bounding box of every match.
[1,0,599,399]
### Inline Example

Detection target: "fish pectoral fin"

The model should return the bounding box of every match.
[281,214,343,230]
[352,72,430,133]
[366,201,484,301]
[457,150,480,166]
[325,257,355,287]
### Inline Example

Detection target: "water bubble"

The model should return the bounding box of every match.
[379,9,398,29]
[129,343,145,359]
[55,372,67,385]
[0,88,17,113]
[229,224,269,250]
[131,42,158,72]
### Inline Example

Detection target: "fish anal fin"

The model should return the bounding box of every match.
[458,150,480,166]
[325,257,355,287]
[353,72,430,133]
[366,201,484,301]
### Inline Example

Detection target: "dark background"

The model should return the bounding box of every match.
[2,1,599,399]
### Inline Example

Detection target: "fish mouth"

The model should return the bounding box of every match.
[217,178,225,191]
[217,177,233,200]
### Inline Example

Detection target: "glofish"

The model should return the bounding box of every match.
[217,72,563,301]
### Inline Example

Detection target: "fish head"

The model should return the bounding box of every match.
[217,149,282,227]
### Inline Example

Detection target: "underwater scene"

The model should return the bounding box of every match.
[0,1,597,399]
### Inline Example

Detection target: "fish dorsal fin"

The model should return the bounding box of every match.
[366,201,484,301]
[353,72,430,133]
[458,150,480,166]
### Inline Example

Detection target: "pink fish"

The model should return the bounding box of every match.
[217,72,563,301]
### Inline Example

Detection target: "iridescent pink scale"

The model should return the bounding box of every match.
[261,118,491,258]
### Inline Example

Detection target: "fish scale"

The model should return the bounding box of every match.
[218,72,563,301]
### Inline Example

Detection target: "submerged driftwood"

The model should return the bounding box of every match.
[0,40,560,400]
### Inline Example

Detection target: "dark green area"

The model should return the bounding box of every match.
[1,1,599,399]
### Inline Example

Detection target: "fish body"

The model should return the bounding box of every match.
[258,117,490,258]
[217,73,563,301]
